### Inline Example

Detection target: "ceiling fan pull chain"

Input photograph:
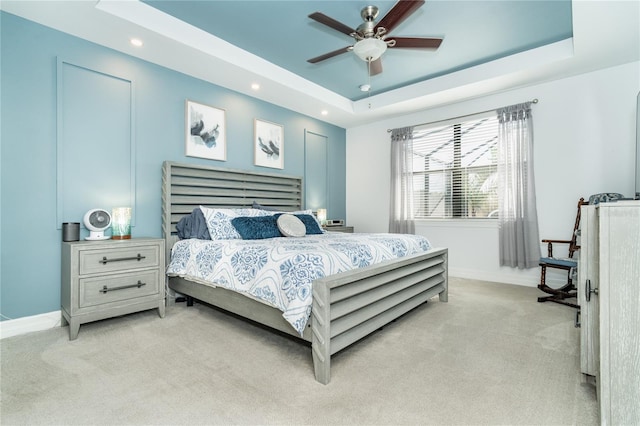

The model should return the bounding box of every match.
[368,60,372,96]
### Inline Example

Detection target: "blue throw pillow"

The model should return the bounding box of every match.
[231,215,283,240]
[294,214,323,235]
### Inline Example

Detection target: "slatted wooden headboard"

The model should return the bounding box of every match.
[162,161,303,255]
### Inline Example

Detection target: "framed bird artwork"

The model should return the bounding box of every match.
[254,119,283,169]
[185,100,226,161]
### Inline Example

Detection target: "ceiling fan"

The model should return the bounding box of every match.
[307,0,443,76]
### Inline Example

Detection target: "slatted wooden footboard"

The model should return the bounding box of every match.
[162,161,448,384]
[311,249,447,384]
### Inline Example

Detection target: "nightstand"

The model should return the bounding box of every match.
[61,238,165,340]
[324,226,354,233]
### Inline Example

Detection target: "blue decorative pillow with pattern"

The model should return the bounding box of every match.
[294,214,324,235]
[231,215,283,240]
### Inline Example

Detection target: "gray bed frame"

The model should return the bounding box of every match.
[162,161,448,384]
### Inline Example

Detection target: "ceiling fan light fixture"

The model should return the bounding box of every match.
[353,38,387,62]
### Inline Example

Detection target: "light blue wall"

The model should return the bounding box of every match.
[0,12,346,321]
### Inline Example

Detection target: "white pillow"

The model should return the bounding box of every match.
[200,206,271,240]
[277,214,306,237]
[264,209,325,233]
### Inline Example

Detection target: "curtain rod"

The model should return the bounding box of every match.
[387,98,539,133]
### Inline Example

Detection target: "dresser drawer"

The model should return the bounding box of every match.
[79,270,160,308]
[79,245,160,275]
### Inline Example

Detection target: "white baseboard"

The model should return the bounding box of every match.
[449,267,567,288]
[0,310,62,340]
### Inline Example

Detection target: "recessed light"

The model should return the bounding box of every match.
[251,83,260,90]
[130,38,143,47]
[359,84,371,92]
[321,110,328,116]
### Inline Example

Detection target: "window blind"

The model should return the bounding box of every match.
[411,113,499,219]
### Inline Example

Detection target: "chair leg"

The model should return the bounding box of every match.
[537,266,579,308]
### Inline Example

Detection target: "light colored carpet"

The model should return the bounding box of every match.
[1,278,598,425]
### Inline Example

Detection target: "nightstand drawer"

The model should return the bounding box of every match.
[79,245,160,275]
[79,270,160,308]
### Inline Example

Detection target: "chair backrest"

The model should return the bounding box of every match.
[568,197,589,258]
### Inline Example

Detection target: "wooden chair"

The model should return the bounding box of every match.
[537,197,588,308]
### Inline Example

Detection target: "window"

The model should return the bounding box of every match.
[412,113,499,219]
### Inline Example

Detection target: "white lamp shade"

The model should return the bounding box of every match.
[353,38,387,61]
[316,208,327,225]
[111,207,132,239]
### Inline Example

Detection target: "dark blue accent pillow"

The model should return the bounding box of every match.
[231,215,283,240]
[294,214,323,235]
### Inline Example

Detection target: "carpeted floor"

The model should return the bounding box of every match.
[0,277,598,425]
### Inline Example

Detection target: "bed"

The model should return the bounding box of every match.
[162,161,448,384]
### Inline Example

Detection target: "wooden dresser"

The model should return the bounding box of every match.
[578,201,640,425]
[61,238,165,340]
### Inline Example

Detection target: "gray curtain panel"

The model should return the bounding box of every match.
[389,126,416,234]
[496,102,541,268]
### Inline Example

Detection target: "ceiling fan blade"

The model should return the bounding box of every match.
[375,0,425,34]
[369,58,383,76]
[309,12,356,37]
[389,37,442,50]
[307,46,351,64]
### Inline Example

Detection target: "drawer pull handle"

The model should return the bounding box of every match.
[100,281,146,294]
[100,254,146,265]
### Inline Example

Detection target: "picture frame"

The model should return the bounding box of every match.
[185,100,226,161]
[254,119,284,169]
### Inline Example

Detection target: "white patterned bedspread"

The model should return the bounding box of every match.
[166,232,431,335]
